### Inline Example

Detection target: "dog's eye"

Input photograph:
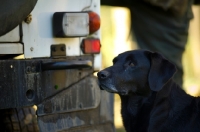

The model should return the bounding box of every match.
[129,62,135,67]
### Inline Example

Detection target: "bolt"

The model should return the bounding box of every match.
[60,46,65,51]
[30,47,34,51]
[24,14,32,24]
[51,46,56,52]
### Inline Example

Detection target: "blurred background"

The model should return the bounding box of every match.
[100,5,200,132]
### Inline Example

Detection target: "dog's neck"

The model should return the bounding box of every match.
[155,80,194,112]
[148,80,195,131]
[119,80,195,131]
[119,91,157,131]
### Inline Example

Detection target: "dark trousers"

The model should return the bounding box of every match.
[129,1,193,86]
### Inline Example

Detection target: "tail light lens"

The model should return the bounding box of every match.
[53,11,100,37]
[53,12,89,37]
[81,38,101,54]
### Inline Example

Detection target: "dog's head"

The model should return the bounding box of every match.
[97,50,176,96]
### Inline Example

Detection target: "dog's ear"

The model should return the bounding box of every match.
[148,52,176,91]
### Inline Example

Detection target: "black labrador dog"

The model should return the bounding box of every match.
[97,50,200,132]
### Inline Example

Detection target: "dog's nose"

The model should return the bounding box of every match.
[97,70,110,79]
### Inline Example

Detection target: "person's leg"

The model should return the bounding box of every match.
[129,1,193,86]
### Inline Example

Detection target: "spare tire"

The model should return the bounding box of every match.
[0,0,38,36]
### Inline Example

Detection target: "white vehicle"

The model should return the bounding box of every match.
[0,0,114,131]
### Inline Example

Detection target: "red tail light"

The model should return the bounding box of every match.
[81,38,101,54]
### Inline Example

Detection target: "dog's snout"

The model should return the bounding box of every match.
[97,70,110,79]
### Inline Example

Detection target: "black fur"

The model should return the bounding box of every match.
[97,50,200,132]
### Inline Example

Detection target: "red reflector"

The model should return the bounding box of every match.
[88,11,100,34]
[81,38,101,54]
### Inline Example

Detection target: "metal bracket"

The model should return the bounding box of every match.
[51,44,66,57]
